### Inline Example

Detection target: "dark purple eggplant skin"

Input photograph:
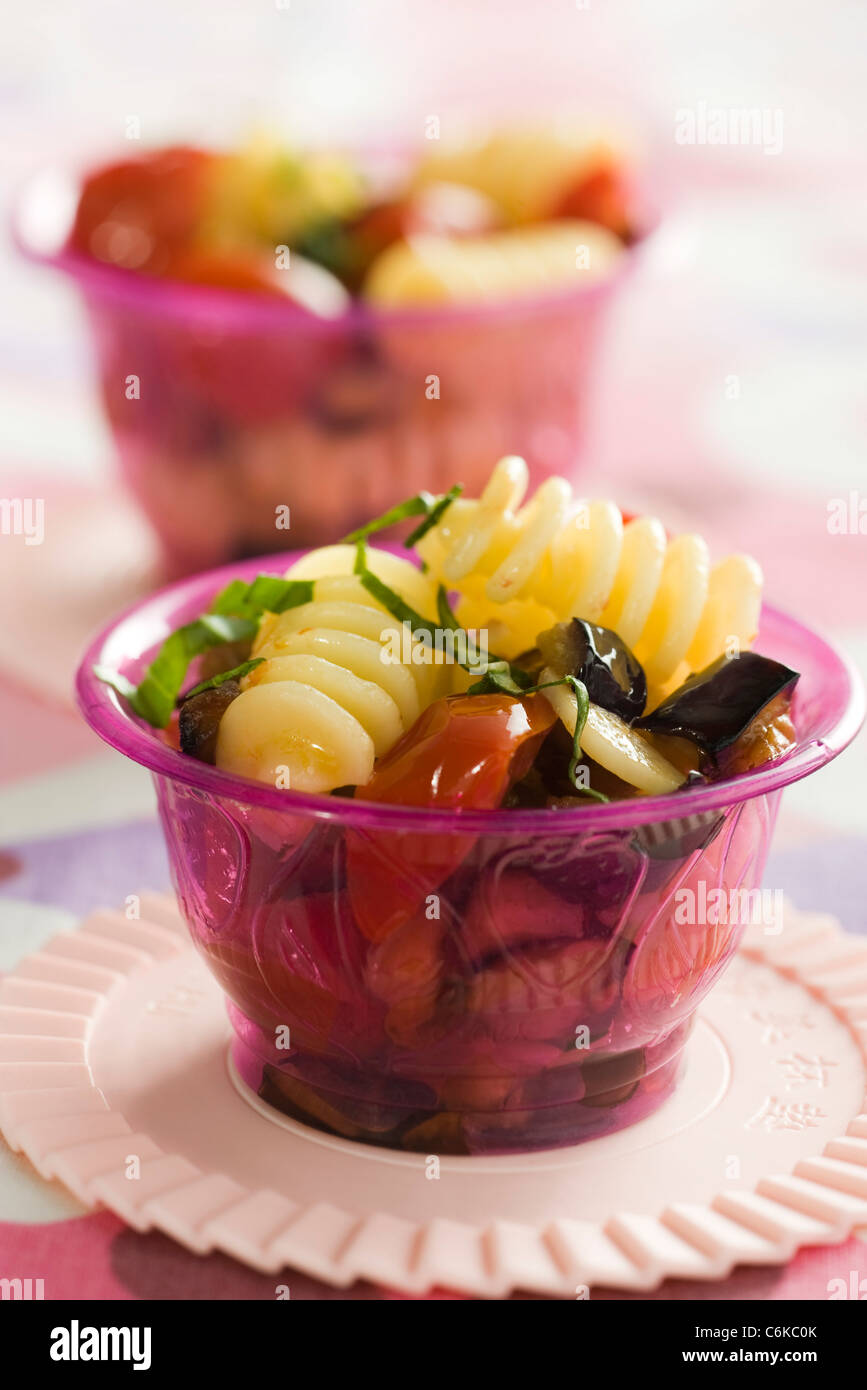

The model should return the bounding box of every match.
[634,652,799,753]
[537,618,647,720]
[178,680,241,765]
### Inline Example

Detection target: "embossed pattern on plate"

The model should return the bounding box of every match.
[1,894,865,1296]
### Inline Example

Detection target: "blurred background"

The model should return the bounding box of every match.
[0,0,865,829]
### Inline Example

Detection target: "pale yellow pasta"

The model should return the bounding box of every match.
[686,554,764,672]
[598,516,666,646]
[362,221,622,308]
[285,544,439,619]
[416,457,763,705]
[258,624,423,728]
[632,533,710,689]
[205,134,363,247]
[540,668,684,795]
[254,598,440,712]
[244,653,403,757]
[216,681,375,793]
[216,546,451,793]
[413,127,629,224]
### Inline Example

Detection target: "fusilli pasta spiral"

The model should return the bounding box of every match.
[215,546,449,792]
[413,127,627,224]
[416,455,763,705]
[363,221,622,307]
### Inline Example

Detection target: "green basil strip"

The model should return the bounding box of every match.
[564,676,591,791]
[529,674,608,802]
[466,655,536,694]
[340,482,463,548]
[405,485,463,547]
[208,578,250,616]
[342,493,435,544]
[568,784,610,804]
[355,543,508,672]
[466,660,527,697]
[436,585,461,632]
[243,575,313,615]
[354,540,439,638]
[438,582,482,670]
[565,698,609,796]
[210,575,313,619]
[436,585,533,680]
[465,668,609,802]
[354,541,539,689]
[96,568,314,729]
[351,551,608,804]
[183,657,265,701]
[128,613,256,727]
[360,577,439,638]
[95,613,256,728]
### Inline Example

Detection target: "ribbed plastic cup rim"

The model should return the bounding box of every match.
[75,549,866,836]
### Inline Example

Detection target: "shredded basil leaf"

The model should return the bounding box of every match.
[341,483,463,548]
[466,660,527,696]
[352,540,539,697]
[465,666,608,802]
[95,613,256,728]
[244,575,313,615]
[569,784,610,804]
[342,493,434,544]
[530,674,609,802]
[210,575,313,619]
[435,587,529,679]
[466,655,535,694]
[564,677,591,792]
[405,485,463,547]
[183,658,265,701]
[354,544,510,678]
[95,571,311,729]
[436,585,460,632]
[208,578,250,616]
[353,539,439,638]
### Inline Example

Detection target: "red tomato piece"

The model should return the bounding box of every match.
[549,163,632,240]
[333,185,500,292]
[460,867,585,968]
[364,907,447,1047]
[351,199,407,263]
[346,693,556,942]
[158,248,289,296]
[622,837,745,1031]
[70,146,214,275]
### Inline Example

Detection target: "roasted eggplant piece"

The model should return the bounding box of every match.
[537,618,647,720]
[505,720,642,807]
[513,646,546,682]
[635,653,798,772]
[178,680,241,764]
[196,639,252,684]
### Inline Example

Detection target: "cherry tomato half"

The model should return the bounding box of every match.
[346,693,556,942]
[549,163,632,241]
[70,146,214,275]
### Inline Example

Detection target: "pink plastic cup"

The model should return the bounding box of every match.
[75,553,864,1155]
[15,164,651,577]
